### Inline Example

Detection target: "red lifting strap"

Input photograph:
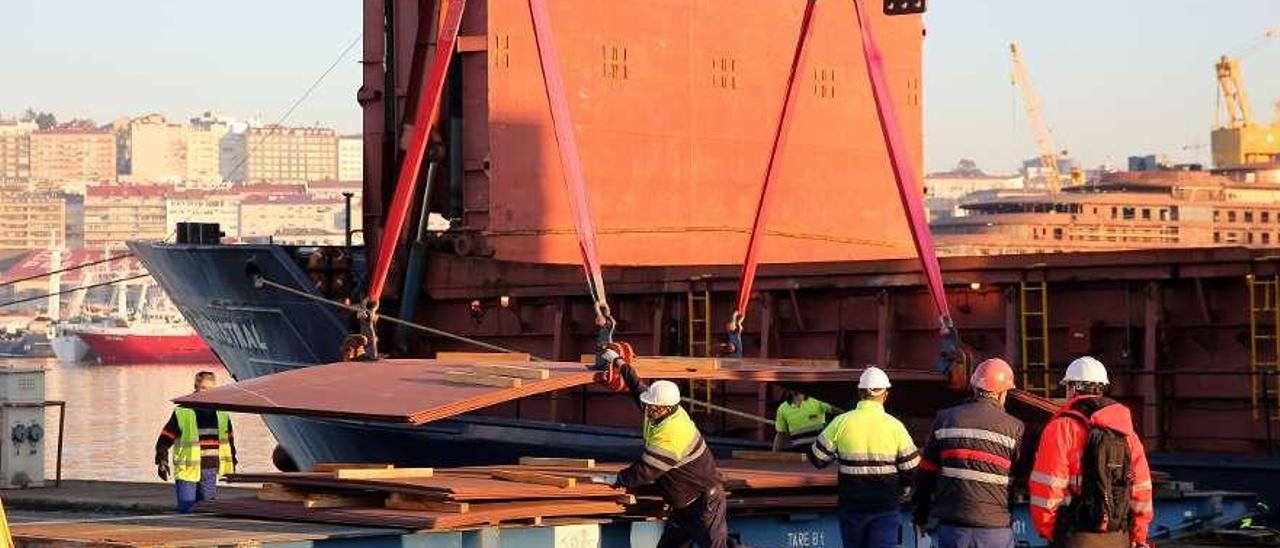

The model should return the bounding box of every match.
[529,0,608,316]
[367,0,468,307]
[852,0,953,329]
[733,0,818,328]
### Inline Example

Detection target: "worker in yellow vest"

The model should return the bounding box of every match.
[155,371,237,513]
[810,367,919,548]
[600,347,731,547]
[773,389,840,451]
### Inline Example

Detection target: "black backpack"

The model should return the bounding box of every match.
[1060,397,1133,534]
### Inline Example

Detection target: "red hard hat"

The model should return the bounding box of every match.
[971,358,1016,392]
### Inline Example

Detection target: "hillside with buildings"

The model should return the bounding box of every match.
[0,112,363,254]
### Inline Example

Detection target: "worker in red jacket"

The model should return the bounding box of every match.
[1029,356,1154,547]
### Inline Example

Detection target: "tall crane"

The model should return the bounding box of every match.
[1212,28,1280,168]
[1215,28,1278,129]
[1009,42,1066,193]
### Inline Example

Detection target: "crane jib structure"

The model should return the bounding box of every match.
[1009,42,1064,194]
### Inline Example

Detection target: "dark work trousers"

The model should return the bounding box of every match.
[1054,531,1130,548]
[657,488,732,548]
[175,468,218,513]
[936,523,1015,548]
[837,509,900,548]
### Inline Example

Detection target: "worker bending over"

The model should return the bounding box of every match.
[600,347,732,548]
[1030,357,1153,547]
[913,358,1026,548]
[155,371,237,513]
[773,389,838,451]
[810,367,919,548]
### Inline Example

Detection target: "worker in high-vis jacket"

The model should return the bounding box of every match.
[600,347,730,548]
[1029,356,1153,547]
[773,389,839,451]
[155,371,237,513]
[810,366,919,548]
[912,358,1026,548]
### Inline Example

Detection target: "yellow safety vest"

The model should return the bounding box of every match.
[813,400,918,477]
[642,406,705,470]
[172,407,233,483]
[775,397,834,438]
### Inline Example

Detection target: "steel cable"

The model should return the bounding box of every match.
[253,275,548,361]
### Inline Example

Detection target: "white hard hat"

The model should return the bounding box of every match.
[639,380,681,407]
[858,366,892,391]
[1062,356,1109,385]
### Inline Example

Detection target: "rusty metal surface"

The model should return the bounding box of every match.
[391,245,1280,455]
[173,358,942,425]
[363,0,925,268]
[12,514,401,546]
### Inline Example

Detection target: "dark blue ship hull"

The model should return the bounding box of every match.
[129,241,759,470]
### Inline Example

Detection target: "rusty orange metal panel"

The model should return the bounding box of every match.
[483,1,923,265]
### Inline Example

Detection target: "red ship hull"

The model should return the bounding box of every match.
[76,331,217,365]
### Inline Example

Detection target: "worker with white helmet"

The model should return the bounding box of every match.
[1029,356,1154,547]
[810,366,919,548]
[913,358,1026,548]
[599,347,729,547]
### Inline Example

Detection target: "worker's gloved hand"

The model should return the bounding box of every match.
[157,462,171,481]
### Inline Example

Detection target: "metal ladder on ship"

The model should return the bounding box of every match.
[1019,280,1053,397]
[686,285,714,412]
[1248,274,1280,420]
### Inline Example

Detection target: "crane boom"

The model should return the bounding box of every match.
[1216,55,1253,128]
[1009,42,1064,194]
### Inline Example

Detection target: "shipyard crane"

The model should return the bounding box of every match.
[1215,28,1278,129]
[1009,42,1069,193]
[1212,28,1280,168]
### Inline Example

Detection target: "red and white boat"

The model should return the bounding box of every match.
[75,317,216,365]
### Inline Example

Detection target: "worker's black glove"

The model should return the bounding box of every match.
[157,462,171,481]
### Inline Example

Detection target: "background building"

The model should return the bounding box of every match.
[165,190,242,239]
[83,185,169,249]
[127,114,186,183]
[925,160,1025,220]
[0,192,66,250]
[30,125,116,185]
[0,121,36,188]
[239,194,345,238]
[244,126,337,183]
[337,135,363,182]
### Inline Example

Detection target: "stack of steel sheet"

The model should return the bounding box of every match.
[172,358,945,425]
[200,459,848,530]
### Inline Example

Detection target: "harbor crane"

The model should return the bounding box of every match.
[1009,42,1072,193]
[1212,28,1280,168]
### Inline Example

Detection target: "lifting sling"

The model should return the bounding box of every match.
[729,0,819,358]
[367,0,467,315]
[730,1,958,371]
[528,0,632,390]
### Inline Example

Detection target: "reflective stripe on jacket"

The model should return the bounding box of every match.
[172,407,234,482]
[809,399,918,512]
[914,398,1026,528]
[776,397,834,447]
[1028,396,1153,543]
[616,364,720,507]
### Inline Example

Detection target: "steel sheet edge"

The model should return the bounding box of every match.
[128,240,767,471]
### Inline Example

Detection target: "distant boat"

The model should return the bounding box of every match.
[51,316,115,363]
[0,317,54,358]
[73,313,216,365]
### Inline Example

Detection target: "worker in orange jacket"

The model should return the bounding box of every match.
[1029,356,1154,547]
